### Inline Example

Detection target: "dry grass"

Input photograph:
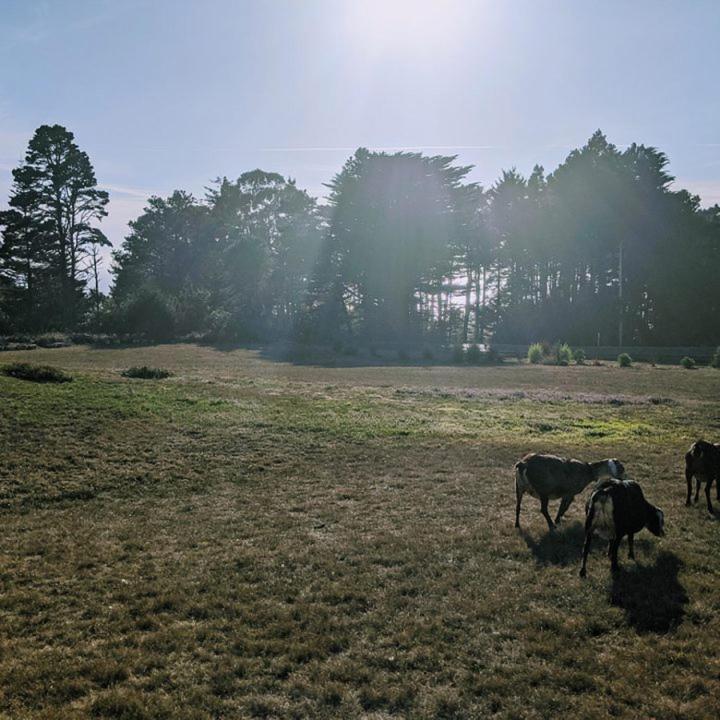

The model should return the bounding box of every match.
[0,344,718,718]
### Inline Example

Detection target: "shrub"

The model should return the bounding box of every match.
[35,332,71,348]
[573,348,586,365]
[528,343,543,364]
[172,287,212,336]
[204,308,233,341]
[422,347,435,361]
[2,362,72,383]
[555,343,573,366]
[711,347,720,368]
[4,334,34,344]
[451,345,465,364]
[121,366,172,380]
[618,353,632,368]
[0,342,36,352]
[117,288,175,341]
[397,348,409,362]
[680,356,696,369]
[69,332,98,345]
[466,344,482,365]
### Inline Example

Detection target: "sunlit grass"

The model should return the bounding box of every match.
[0,345,718,718]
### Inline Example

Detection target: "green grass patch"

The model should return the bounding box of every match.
[0,345,718,718]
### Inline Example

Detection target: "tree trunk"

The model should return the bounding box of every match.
[462,267,472,344]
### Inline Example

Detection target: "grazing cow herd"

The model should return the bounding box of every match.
[514,439,719,577]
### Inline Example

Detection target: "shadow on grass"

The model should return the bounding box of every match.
[609,551,687,633]
[520,522,585,566]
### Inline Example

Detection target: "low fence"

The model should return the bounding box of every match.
[492,344,717,364]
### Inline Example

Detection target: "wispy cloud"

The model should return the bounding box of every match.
[100,183,159,199]
[258,145,500,152]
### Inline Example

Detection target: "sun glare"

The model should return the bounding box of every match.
[346,0,470,55]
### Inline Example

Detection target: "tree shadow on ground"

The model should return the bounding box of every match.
[520,522,585,566]
[609,551,687,633]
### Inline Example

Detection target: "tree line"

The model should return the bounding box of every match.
[2,125,719,347]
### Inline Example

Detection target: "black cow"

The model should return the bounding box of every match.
[685,440,720,515]
[579,479,664,577]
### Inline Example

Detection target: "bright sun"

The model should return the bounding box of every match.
[347,0,470,54]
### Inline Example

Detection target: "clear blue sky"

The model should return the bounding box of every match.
[1,0,719,287]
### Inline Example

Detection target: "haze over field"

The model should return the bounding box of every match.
[1,0,720,288]
[2,4,720,718]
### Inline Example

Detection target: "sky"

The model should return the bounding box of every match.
[1,0,720,289]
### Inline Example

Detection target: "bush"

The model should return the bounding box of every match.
[466,344,482,365]
[172,287,212,336]
[555,343,573,366]
[528,343,543,364]
[2,362,72,383]
[422,347,435,361]
[573,348,586,365]
[711,347,720,368]
[117,288,175,341]
[121,366,172,380]
[0,342,36,352]
[204,309,233,342]
[618,353,633,367]
[451,345,465,364]
[397,348,409,362]
[35,332,71,348]
[680,356,696,369]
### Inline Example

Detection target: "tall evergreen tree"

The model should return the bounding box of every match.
[0,125,109,328]
[324,149,473,341]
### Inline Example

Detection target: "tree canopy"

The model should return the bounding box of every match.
[0,124,108,329]
[1,126,719,347]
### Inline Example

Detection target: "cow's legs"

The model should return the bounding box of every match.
[705,479,715,515]
[579,507,595,578]
[609,538,621,572]
[515,481,523,528]
[627,533,635,560]
[554,495,573,525]
[540,496,555,531]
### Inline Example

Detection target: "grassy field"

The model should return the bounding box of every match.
[0,344,719,719]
